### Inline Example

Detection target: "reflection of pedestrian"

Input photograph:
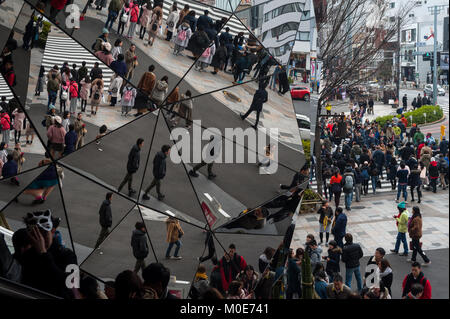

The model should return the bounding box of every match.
[240,85,268,129]
[131,222,149,274]
[165,217,184,260]
[142,145,170,201]
[199,231,217,264]
[95,192,113,249]
[118,138,144,196]
[189,136,218,179]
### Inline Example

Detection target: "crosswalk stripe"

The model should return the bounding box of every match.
[42,35,114,89]
[308,179,396,194]
[0,75,14,102]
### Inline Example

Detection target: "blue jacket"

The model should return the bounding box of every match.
[64,131,77,154]
[396,168,409,184]
[110,60,127,78]
[315,280,328,299]
[333,213,347,238]
[2,160,18,178]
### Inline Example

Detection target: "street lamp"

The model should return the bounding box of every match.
[428,5,449,105]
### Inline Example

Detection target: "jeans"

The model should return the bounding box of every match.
[334,235,344,248]
[430,178,437,192]
[345,266,363,291]
[333,191,341,207]
[165,240,182,257]
[410,186,422,202]
[371,176,378,194]
[396,183,408,201]
[105,10,118,30]
[355,184,361,202]
[362,179,369,194]
[394,232,408,254]
[48,90,57,107]
[344,191,353,209]
[411,238,430,263]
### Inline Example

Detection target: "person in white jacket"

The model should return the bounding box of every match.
[121,84,136,116]
[195,42,216,72]
[108,73,123,106]
[173,21,192,56]
[165,6,179,41]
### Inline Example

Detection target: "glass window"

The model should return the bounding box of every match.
[297,31,310,41]
[271,22,300,38]
[262,31,268,42]
[302,10,310,20]
[297,119,310,129]
[401,30,406,42]
[390,2,395,8]
[411,29,416,42]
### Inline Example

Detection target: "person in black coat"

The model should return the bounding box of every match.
[341,233,363,291]
[324,240,341,282]
[95,192,113,249]
[131,222,149,274]
[143,145,170,201]
[211,40,228,75]
[118,138,144,196]
[240,83,268,129]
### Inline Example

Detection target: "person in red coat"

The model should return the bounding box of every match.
[2,61,15,86]
[50,0,68,24]
[402,262,432,299]
[218,244,247,293]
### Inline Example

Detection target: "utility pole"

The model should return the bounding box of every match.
[396,16,401,101]
[428,5,449,105]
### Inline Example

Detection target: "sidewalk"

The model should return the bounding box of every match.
[83,7,303,152]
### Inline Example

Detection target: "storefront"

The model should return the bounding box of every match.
[289,53,309,83]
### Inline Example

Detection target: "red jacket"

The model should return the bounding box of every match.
[1,114,11,131]
[4,69,15,86]
[50,0,68,10]
[402,272,432,299]
[130,5,140,22]
[69,82,78,98]
[219,254,247,292]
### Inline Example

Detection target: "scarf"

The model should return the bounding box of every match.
[195,272,208,281]
[379,267,392,278]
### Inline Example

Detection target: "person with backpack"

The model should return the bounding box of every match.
[438,153,448,190]
[131,222,149,275]
[121,84,136,117]
[343,167,355,211]
[329,169,343,207]
[173,21,192,56]
[146,9,162,46]
[68,80,78,115]
[402,262,432,299]
[165,4,179,41]
[0,111,11,147]
[195,41,216,72]
[108,73,123,107]
[151,76,168,106]
[59,80,69,114]
[90,75,104,115]
[117,2,131,36]
[189,25,210,59]
[189,265,210,299]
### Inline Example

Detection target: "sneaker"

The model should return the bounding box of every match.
[423,261,431,266]
[208,173,217,180]
[399,252,408,256]
[406,259,415,263]
[390,249,398,254]
[171,256,182,260]
[165,256,171,259]
[157,194,165,201]
[189,170,199,177]
[325,243,329,247]
[142,193,150,200]
[395,199,399,203]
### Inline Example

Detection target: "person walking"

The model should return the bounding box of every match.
[407,206,431,265]
[428,157,439,193]
[165,4,179,41]
[408,163,422,203]
[138,2,152,40]
[342,233,363,292]
[390,201,409,256]
[317,200,333,246]
[240,84,268,129]
[146,9,162,46]
[142,145,171,201]
[402,262,432,299]
[131,222,149,275]
[117,2,131,36]
[73,112,86,150]
[329,169,343,207]
[59,80,69,114]
[95,192,113,250]
[331,207,347,248]
[118,138,144,196]
[165,216,184,260]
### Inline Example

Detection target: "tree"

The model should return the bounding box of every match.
[313,0,415,195]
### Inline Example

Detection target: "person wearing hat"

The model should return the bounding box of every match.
[45,104,57,129]
[47,115,66,159]
[390,201,409,256]
[92,28,110,52]
[19,210,77,298]
[94,42,114,66]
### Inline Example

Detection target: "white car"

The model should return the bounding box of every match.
[296,114,312,140]
[424,84,446,97]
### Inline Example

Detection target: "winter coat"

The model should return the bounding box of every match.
[326,283,352,299]
[79,80,91,100]
[95,51,114,66]
[151,80,168,104]
[249,88,268,112]
[12,110,25,131]
[332,213,347,238]
[166,11,180,33]
[131,229,149,259]
[111,46,122,60]
[2,160,17,178]
[69,82,78,98]
[408,215,422,239]
[129,5,140,23]
[190,30,210,56]
[121,86,137,107]
[317,206,333,224]
[99,199,112,228]
[174,23,192,48]
[396,210,409,233]
[429,161,439,179]
[110,60,127,78]
[396,168,409,184]
[109,76,123,98]
[108,0,122,12]
[402,272,432,299]
[90,66,103,81]
[197,42,216,65]
[315,280,328,299]
[326,247,341,275]
[50,0,67,11]
[408,169,421,187]
[125,49,137,73]
[372,150,385,166]
[139,5,152,27]
[218,254,247,292]
[166,218,184,243]
[310,246,323,269]
[126,144,141,173]
[64,131,77,154]
[152,151,167,179]
[211,45,228,69]
[342,242,363,268]
[183,14,197,33]
[137,72,156,95]
[47,125,66,144]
